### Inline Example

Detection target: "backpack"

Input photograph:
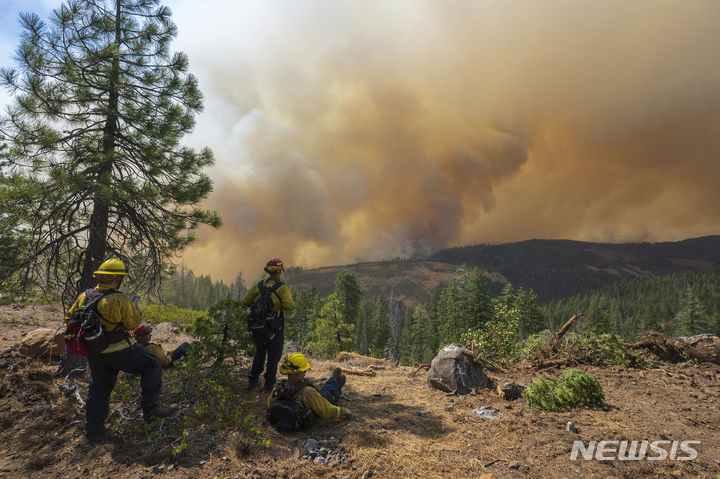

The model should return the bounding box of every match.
[247,279,284,343]
[266,380,318,431]
[65,289,118,356]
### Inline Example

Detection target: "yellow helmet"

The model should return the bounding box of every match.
[93,258,129,276]
[279,353,311,375]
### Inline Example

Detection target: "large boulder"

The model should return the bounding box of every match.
[427,344,488,394]
[19,328,65,360]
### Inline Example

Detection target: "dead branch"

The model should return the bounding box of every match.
[476,356,507,373]
[410,363,431,377]
[549,312,584,353]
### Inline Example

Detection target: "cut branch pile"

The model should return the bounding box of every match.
[624,331,720,364]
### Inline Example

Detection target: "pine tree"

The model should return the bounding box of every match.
[514,287,545,339]
[437,277,463,344]
[357,297,372,355]
[306,293,354,359]
[334,269,363,344]
[385,286,401,363]
[289,285,322,346]
[0,0,220,305]
[675,287,710,336]
[367,294,389,358]
[462,268,493,331]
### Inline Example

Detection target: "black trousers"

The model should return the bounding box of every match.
[86,343,161,432]
[249,330,284,387]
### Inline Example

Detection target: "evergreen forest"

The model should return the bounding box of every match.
[152,266,720,366]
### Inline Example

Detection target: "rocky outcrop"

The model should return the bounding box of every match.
[19,328,65,360]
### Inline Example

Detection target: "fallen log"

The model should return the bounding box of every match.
[340,368,377,377]
[333,351,394,368]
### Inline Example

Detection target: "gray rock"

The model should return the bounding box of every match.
[471,406,500,420]
[313,456,327,465]
[301,438,319,455]
[427,344,488,394]
[566,421,578,433]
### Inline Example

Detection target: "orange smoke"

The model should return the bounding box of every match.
[172,0,720,281]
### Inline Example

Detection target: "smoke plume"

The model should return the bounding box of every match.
[166,0,720,281]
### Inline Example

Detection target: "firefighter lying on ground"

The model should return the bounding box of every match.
[266,353,351,430]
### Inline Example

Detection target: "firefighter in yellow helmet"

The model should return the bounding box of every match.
[242,258,294,391]
[266,353,351,430]
[64,259,175,442]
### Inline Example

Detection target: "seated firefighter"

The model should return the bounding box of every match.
[133,325,189,368]
[266,353,351,431]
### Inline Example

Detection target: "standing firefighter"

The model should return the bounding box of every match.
[266,353,351,431]
[242,257,294,391]
[64,259,175,442]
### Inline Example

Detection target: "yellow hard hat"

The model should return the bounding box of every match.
[280,353,311,375]
[93,258,129,276]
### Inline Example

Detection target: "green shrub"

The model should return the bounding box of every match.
[184,299,252,364]
[141,303,205,327]
[525,369,604,411]
[462,305,520,363]
[515,329,554,359]
[108,357,266,462]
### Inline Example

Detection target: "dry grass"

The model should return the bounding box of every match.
[1,311,720,478]
[333,352,394,369]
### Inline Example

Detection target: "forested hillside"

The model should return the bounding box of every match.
[146,238,720,366]
[544,270,720,341]
[431,235,720,300]
[286,236,720,305]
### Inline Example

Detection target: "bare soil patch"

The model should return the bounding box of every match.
[1,305,719,478]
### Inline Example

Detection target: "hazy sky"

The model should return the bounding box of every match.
[2,1,720,282]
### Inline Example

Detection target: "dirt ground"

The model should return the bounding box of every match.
[1,305,719,479]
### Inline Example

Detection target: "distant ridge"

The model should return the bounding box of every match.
[285,235,720,305]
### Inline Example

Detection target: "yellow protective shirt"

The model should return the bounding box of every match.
[242,278,294,312]
[267,383,342,419]
[65,284,141,353]
[143,342,173,368]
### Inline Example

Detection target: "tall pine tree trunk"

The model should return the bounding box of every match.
[78,0,121,291]
[59,2,121,376]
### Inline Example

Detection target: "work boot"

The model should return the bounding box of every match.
[332,367,346,389]
[247,379,259,391]
[263,380,276,392]
[83,427,106,444]
[143,405,178,423]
